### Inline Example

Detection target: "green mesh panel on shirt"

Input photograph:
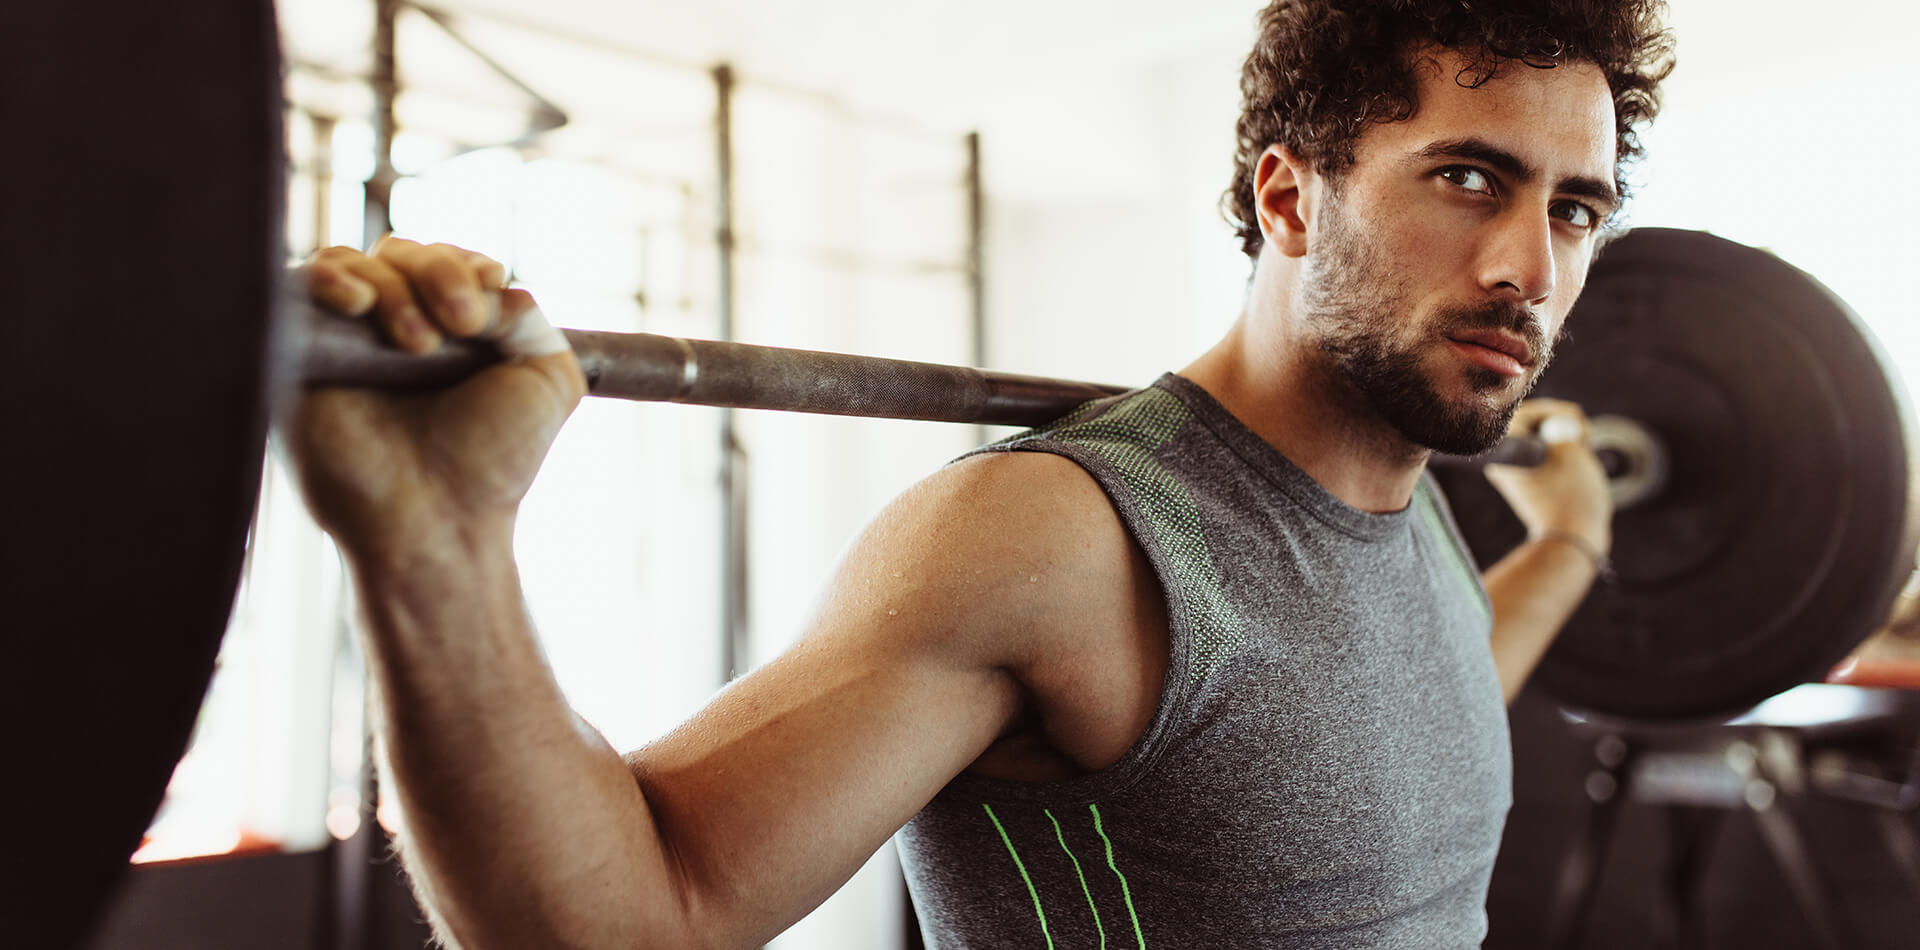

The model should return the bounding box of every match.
[1012,388,1246,686]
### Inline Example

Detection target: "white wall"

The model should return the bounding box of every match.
[981,41,1250,388]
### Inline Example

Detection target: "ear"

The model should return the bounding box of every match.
[1254,145,1316,258]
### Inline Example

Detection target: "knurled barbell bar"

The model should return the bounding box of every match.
[297,295,1664,502]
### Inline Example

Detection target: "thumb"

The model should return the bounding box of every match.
[489,289,587,407]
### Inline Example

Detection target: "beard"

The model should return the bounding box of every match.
[1298,198,1555,456]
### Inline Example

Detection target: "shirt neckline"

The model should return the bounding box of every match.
[1152,372,1414,541]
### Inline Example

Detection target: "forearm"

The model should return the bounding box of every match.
[350,527,685,949]
[1482,534,1606,704]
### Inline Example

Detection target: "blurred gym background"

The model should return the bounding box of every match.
[92,1,1920,947]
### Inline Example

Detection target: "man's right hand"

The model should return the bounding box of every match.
[287,236,587,562]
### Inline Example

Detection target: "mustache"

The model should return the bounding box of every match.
[1435,301,1550,365]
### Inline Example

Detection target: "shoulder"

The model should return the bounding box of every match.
[909,449,1133,579]
[913,449,1120,540]
[812,449,1146,670]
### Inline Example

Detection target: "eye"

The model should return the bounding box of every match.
[1438,166,1493,195]
[1551,200,1600,230]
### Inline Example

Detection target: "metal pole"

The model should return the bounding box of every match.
[335,4,396,942]
[330,5,398,946]
[364,0,399,243]
[965,131,988,446]
[309,114,336,257]
[714,64,749,683]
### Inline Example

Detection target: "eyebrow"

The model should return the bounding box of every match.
[1414,137,1620,214]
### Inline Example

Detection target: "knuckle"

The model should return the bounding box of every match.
[371,234,421,256]
[300,260,337,283]
[467,249,503,267]
[472,258,508,284]
[309,245,362,263]
[427,253,471,283]
[497,287,538,315]
[404,245,469,285]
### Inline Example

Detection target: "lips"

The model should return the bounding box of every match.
[1446,327,1534,367]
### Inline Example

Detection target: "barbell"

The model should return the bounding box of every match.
[6,2,1916,948]
[298,300,1526,447]
[300,303,1649,475]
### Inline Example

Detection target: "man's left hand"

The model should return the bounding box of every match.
[1483,398,1613,553]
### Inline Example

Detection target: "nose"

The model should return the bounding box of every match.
[1477,208,1557,306]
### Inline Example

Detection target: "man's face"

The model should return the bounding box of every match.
[1295,50,1618,455]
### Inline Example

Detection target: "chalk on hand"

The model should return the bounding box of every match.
[1538,414,1583,445]
[486,305,570,358]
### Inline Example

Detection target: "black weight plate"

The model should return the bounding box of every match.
[0,2,284,947]
[1433,228,1919,721]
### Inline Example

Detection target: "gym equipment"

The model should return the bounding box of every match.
[4,2,284,947]
[6,2,1912,946]
[1432,228,1918,722]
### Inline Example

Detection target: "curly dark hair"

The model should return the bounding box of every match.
[1225,0,1676,259]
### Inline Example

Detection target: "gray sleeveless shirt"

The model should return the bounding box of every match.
[897,374,1511,949]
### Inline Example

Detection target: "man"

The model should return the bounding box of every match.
[291,0,1673,946]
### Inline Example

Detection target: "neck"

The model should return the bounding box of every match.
[1181,262,1430,514]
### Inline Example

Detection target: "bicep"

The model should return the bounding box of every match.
[625,458,1057,947]
[630,632,1018,945]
